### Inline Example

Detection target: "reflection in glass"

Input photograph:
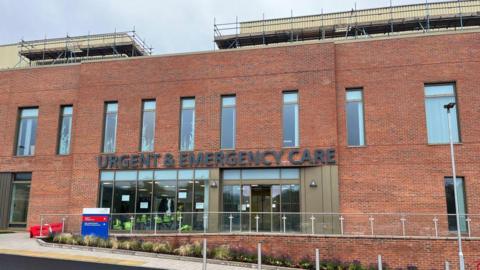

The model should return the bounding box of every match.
[283,92,299,147]
[141,100,156,152]
[103,102,118,153]
[113,180,136,214]
[346,90,365,146]
[9,182,31,224]
[222,185,241,231]
[16,108,38,156]
[180,98,195,151]
[100,182,113,209]
[221,96,236,149]
[425,84,459,144]
[445,177,467,232]
[58,106,73,155]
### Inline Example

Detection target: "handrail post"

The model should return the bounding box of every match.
[130,216,134,234]
[310,215,315,235]
[339,216,345,235]
[39,216,44,237]
[369,216,375,236]
[62,216,66,233]
[229,214,233,233]
[433,216,439,238]
[282,215,286,233]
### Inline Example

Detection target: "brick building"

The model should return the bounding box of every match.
[0,1,480,268]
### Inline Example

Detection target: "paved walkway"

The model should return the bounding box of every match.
[0,232,248,270]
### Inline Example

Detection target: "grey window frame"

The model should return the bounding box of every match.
[102,102,118,153]
[57,105,73,155]
[220,95,236,149]
[424,82,461,144]
[345,88,366,146]
[14,107,39,156]
[140,99,156,152]
[282,91,299,148]
[179,97,196,151]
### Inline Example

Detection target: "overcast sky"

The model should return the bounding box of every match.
[0,0,450,54]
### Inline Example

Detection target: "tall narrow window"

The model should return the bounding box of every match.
[103,102,118,153]
[58,105,73,155]
[425,84,459,144]
[283,91,299,147]
[140,100,156,152]
[346,89,365,146]
[221,96,236,149]
[445,177,467,232]
[16,108,38,156]
[180,98,195,151]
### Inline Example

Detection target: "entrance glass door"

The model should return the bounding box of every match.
[9,181,31,226]
[251,185,271,231]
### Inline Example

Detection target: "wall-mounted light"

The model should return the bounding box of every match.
[309,180,318,188]
[210,180,218,188]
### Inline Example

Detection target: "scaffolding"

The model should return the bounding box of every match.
[214,0,480,49]
[15,30,152,67]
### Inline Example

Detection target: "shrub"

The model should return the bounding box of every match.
[298,257,314,269]
[109,238,120,249]
[192,241,203,257]
[97,238,111,248]
[152,242,172,254]
[231,248,257,263]
[83,235,99,247]
[211,245,231,260]
[174,243,195,256]
[53,233,72,244]
[141,242,154,252]
[120,240,141,251]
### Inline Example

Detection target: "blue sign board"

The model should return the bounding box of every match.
[81,208,110,239]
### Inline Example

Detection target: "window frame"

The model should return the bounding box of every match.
[14,107,39,157]
[101,101,118,153]
[220,95,236,150]
[423,82,461,145]
[179,97,196,152]
[444,176,468,233]
[345,88,366,147]
[139,99,156,152]
[56,105,73,155]
[282,90,300,148]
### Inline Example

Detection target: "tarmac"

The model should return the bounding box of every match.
[0,232,248,270]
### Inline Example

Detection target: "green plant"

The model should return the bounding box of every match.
[192,241,203,257]
[179,225,192,232]
[212,245,231,260]
[120,240,141,250]
[174,243,195,256]
[83,235,99,247]
[298,257,314,269]
[53,233,73,244]
[109,238,120,249]
[141,242,154,252]
[97,238,111,248]
[152,242,173,254]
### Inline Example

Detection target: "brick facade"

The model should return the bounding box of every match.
[0,30,479,265]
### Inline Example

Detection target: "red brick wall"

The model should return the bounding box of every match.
[128,234,480,269]
[0,31,479,235]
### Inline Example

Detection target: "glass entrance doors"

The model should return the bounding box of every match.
[222,183,300,232]
[251,185,272,231]
[9,173,32,227]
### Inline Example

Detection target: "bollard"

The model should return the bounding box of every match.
[445,261,450,270]
[62,217,66,233]
[377,255,383,270]
[257,242,262,270]
[39,217,44,237]
[202,238,207,270]
[315,248,320,270]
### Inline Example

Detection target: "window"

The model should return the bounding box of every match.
[102,102,118,153]
[57,106,73,155]
[9,173,31,226]
[16,108,38,156]
[140,100,156,152]
[445,177,467,232]
[221,96,236,149]
[283,92,299,147]
[180,98,195,151]
[425,84,459,144]
[346,89,365,146]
